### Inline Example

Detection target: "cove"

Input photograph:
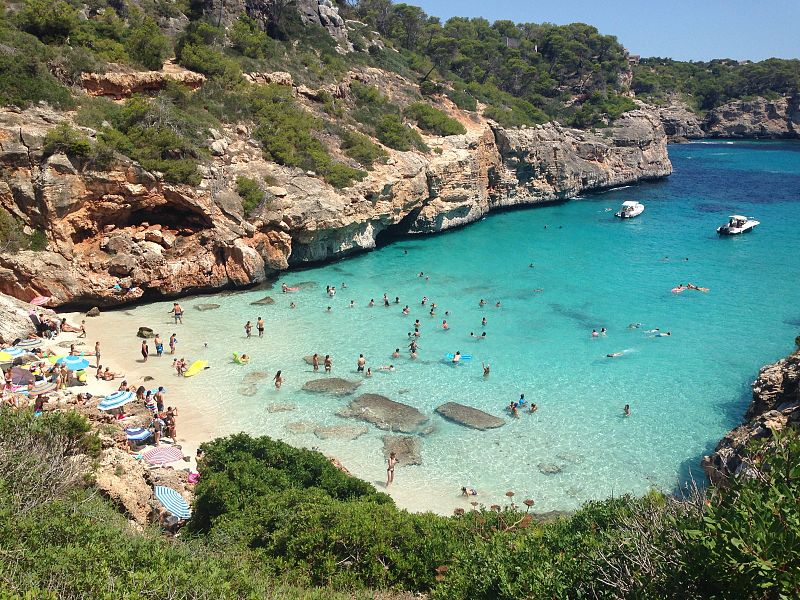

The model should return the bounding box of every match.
[105,140,800,514]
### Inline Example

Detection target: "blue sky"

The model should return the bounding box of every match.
[410,0,800,62]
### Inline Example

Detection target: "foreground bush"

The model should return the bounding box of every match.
[404,102,466,136]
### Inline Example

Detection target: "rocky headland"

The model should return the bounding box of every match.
[702,343,800,485]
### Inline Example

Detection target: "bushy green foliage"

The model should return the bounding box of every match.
[125,14,171,70]
[230,15,275,59]
[569,92,637,128]
[250,85,366,188]
[16,0,78,43]
[42,123,92,158]
[176,21,241,84]
[446,86,477,111]
[340,129,388,168]
[235,176,265,214]
[350,82,427,151]
[404,102,466,136]
[633,57,800,111]
[0,208,46,252]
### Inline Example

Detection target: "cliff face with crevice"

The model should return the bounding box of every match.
[702,345,800,485]
[0,68,671,307]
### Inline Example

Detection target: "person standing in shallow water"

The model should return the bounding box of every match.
[273,370,283,389]
[324,355,332,373]
[257,317,265,338]
[312,353,319,372]
[244,321,252,338]
[154,333,163,357]
[169,333,177,355]
[387,451,398,487]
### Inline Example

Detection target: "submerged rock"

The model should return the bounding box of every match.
[538,463,563,475]
[303,354,328,365]
[286,421,315,434]
[338,393,428,433]
[237,384,259,397]
[194,303,220,311]
[382,435,422,466]
[302,377,361,395]
[314,424,368,440]
[250,296,275,305]
[266,402,297,413]
[435,402,505,430]
[243,371,269,383]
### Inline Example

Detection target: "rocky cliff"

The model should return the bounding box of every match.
[702,95,800,139]
[702,344,800,485]
[0,69,671,307]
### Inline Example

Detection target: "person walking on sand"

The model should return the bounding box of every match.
[169,333,177,355]
[169,302,183,324]
[387,451,398,487]
[244,321,252,338]
[273,370,283,389]
[141,340,149,362]
[95,341,101,368]
[257,317,265,338]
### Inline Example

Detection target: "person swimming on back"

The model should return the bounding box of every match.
[378,365,395,372]
[653,331,672,337]
[607,352,624,358]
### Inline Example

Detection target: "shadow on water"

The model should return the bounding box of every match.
[548,302,601,329]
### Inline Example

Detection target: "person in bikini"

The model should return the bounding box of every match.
[386,452,398,487]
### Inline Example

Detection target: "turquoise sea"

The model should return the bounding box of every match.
[115,140,800,512]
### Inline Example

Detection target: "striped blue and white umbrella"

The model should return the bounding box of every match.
[56,356,90,371]
[124,427,152,441]
[15,339,40,349]
[0,346,26,358]
[98,390,135,411]
[29,380,57,396]
[154,486,191,520]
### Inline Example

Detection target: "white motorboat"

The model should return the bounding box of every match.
[717,215,759,235]
[615,200,645,219]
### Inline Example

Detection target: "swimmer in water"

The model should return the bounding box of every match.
[402,305,410,315]
[392,348,400,358]
[517,393,526,407]
[495,301,501,308]
[366,367,372,377]
[607,352,624,358]
[369,299,375,307]
[349,300,355,308]
[479,299,486,307]
[326,306,332,312]
[452,351,461,364]
[628,323,642,329]
[600,327,607,336]
[591,329,599,338]
[482,362,490,377]
[442,320,449,330]
[624,404,631,416]
[379,365,395,372]
[481,317,487,327]
[461,486,478,496]
[289,302,296,309]
[653,331,672,337]
[644,328,660,333]
[529,403,538,413]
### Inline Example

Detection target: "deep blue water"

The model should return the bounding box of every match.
[115,140,800,512]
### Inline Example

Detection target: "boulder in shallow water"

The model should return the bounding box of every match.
[250,296,275,305]
[266,402,297,413]
[286,421,315,434]
[136,327,154,339]
[237,384,259,397]
[243,371,269,383]
[314,424,368,440]
[302,377,361,395]
[338,393,428,433]
[538,463,563,475]
[382,435,422,466]
[435,402,505,430]
[303,354,328,365]
[194,303,220,311]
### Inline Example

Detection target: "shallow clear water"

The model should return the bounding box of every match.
[114,140,800,512]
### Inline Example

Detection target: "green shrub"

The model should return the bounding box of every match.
[446,87,477,111]
[230,16,275,59]
[125,15,171,70]
[16,0,78,43]
[349,83,427,151]
[375,113,426,152]
[324,162,367,188]
[404,102,466,136]
[42,123,92,158]
[235,176,265,214]
[0,29,72,109]
[339,129,387,168]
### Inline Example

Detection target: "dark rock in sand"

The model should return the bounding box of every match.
[86,307,100,317]
[382,435,422,466]
[314,424,368,440]
[302,377,361,396]
[194,303,220,311]
[338,394,428,433]
[435,402,505,430]
[243,371,268,383]
[143,376,154,382]
[250,296,275,305]
[136,326,154,339]
[538,463,563,475]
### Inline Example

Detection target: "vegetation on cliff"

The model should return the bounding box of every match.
[3,407,797,599]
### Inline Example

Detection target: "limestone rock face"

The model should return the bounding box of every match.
[435,402,505,430]
[338,393,428,433]
[81,66,205,99]
[658,103,705,140]
[702,347,800,485]
[0,292,55,344]
[703,96,800,139]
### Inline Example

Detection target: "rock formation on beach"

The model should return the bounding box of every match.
[435,402,505,430]
[338,393,429,433]
[702,345,800,485]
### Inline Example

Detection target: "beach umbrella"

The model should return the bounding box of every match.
[56,356,90,371]
[15,339,41,349]
[143,446,183,465]
[0,347,26,359]
[28,380,57,396]
[154,486,191,519]
[10,367,35,386]
[124,427,152,442]
[30,296,50,306]
[98,390,135,411]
